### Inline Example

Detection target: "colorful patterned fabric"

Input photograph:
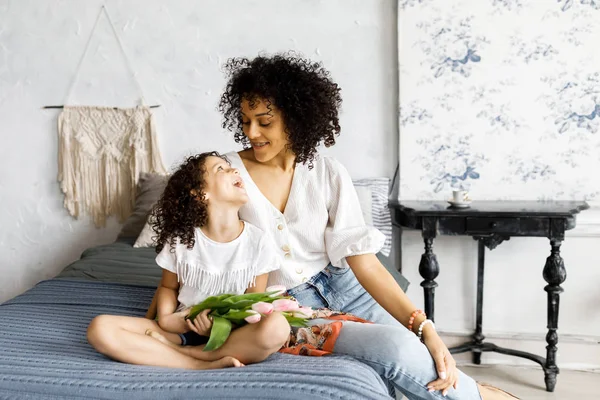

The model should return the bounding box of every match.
[280,309,372,357]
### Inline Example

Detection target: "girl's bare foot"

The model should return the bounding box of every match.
[144,329,243,368]
[145,329,212,360]
[477,383,520,399]
[196,356,244,370]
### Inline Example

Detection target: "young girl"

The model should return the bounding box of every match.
[87,152,291,369]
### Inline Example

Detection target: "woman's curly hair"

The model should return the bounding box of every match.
[151,152,228,253]
[219,52,342,168]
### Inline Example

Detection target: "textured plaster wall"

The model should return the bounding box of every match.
[0,0,399,302]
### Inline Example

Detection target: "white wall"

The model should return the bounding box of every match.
[0,0,399,303]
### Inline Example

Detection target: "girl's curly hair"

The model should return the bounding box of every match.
[151,152,228,253]
[219,52,342,168]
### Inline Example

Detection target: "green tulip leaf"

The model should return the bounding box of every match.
[223,310,255,320]
[224,292,276,304]
[186,291,294,321]
[203,316,232,351]
[187,294,235,320]
[285,316,309,327]
[225,300,256,310]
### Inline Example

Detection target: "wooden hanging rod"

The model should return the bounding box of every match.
[42,105,160,109]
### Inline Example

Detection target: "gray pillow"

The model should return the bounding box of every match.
[117,173,168,240]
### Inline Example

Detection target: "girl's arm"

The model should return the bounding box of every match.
[144,291,158,319]
[144,270,179,321]
[155,270,189,334]
[245,273,269,294]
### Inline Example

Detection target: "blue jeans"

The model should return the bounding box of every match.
[287,265,399,325]
[288,267,482,400]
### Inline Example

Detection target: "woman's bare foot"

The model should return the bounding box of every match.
[477,383,520,399]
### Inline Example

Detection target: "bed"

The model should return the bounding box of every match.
[0,172,409,399]
[0,240,394,399]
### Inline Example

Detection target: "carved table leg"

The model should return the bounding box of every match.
[472,239,486,365]
[543,238,566,392]
[419,217,439,321]
[449,235,509,361]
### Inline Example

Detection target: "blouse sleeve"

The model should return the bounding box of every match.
[324,157,385,267]
[155,241,178,274]
[254,235,282,276]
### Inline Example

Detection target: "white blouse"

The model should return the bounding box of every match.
[227,152,385,289]
[155,222,280,309]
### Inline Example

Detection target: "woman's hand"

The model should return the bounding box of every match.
[423,329,459,396]
[185,309,213,336]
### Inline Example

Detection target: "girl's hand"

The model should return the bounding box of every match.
[186,309,213,336]
[423,330,459,396]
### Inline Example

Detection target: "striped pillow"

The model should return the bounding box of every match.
[352,178,392,257]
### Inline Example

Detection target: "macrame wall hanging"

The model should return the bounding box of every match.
[53,6,166,227]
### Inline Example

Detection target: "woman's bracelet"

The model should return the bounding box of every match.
[407,309,426,332]
[417,319,435,341]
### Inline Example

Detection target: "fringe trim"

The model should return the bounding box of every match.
[176,261,259,295]
[57,106,166,227]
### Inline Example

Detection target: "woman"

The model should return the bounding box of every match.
[217,53,517,400]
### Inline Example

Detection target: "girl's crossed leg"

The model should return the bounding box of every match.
[87,312,290,369]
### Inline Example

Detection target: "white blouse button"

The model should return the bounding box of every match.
[282,244,290,252]
[277,224,284,230]
[284,252,292,259]
[295,268,303,274]
[302,277,308,283]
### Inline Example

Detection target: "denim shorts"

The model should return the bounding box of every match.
[178,331,209,346]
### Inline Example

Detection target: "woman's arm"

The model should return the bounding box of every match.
[245,273,269,294]
[155,270,189,334]
[346,253,430,332]
[347,253,459,394]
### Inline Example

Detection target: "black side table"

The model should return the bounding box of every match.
[389,200,589,392]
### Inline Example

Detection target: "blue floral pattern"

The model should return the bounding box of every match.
[398,0,599,201]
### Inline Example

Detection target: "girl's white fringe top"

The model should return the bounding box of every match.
[156,222,280,309]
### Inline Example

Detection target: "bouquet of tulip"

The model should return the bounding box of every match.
[185,285,312,351]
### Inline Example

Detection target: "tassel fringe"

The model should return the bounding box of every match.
[176,261,259,296]
[57,106,166,227]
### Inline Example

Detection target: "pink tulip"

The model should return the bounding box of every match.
[293,306,313,319]
[272,299,300,312]
[244,310,262,324]
[251,301,274,315]
[266,285,287,297]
